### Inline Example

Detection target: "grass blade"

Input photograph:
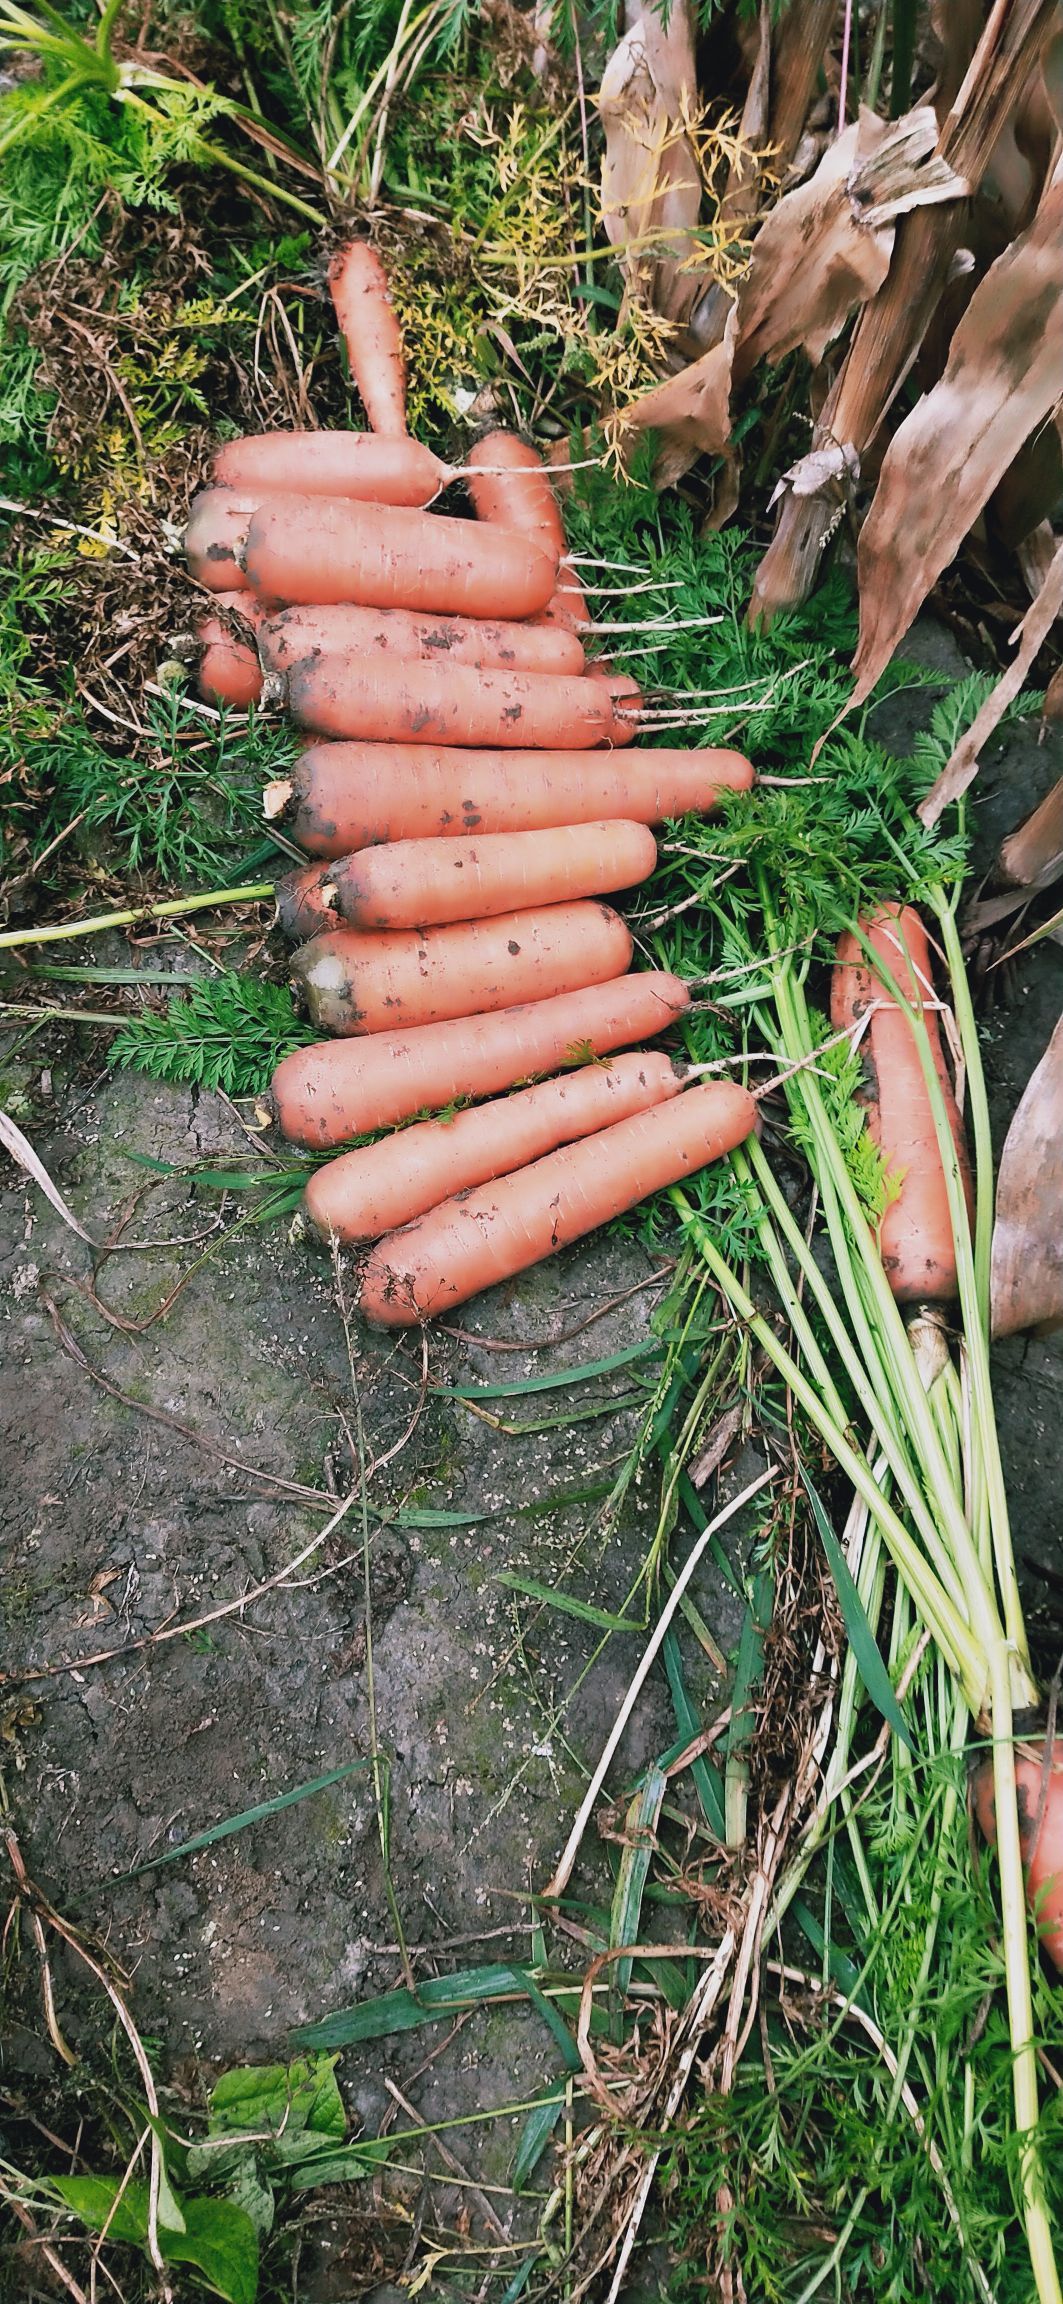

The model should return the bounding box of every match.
[661,1626,726,1837]
[609,1766,667,2010]
[494,1573,640,1634]
[803,1470,915,1755]
[121,1762,371,1878]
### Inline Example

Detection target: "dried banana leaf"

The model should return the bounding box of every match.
[991,1008,1063,1336]
[620,108,962,485]
[848,166,1063,722]
[919,537,1063,825]
[752,0,1061,619]
[598,0,702,324]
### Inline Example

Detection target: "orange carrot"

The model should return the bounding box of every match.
[466,430,567,557]
[360,1082,757,1326]
[290,902,633,1036]
[299,822,656,932]
[286,654,623,749]
[973,1742,1063,1971]
[194,592,263,708]
[240,497,558,618]
[264,742,754,859]
[328,241,408,436]
[468,429,590,628]
[184,489,260,592]
[275,861,338,944]
[258,602,585,679]
[305,1050,682,1243]
[271,970,691,1146]
[212,432,447,504]
[831,903,973,1302]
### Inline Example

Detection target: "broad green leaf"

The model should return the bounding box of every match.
[228,2154,275,2240]
[803,1472,915,1755]
[53,2175,151,2247]
[52,2180,259,2304]
[165,2195,259,2304]
[209,2053,344,2143]
[286,2139,390,2188]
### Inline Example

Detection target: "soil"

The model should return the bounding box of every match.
[2,618,1062,2296]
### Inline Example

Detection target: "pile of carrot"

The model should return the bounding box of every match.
[183,239,757,1325]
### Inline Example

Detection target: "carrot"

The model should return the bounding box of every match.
[240,497,558,619]
[271,970,691,1146]
[184,489,260,592]
[831,902,973,1302]
[585,666,641,746]
[467,430,591,628]
[257,602,585,679]
[466,430,566,557]
[305,1050,682,1243]
[290,901,633,1036]
[328,240,408,436]
[973,1742,1063,1971]
[275,861,338,944]
[533,577,592,632]
[264,741,754,859]
[359,1082,757,1326]
[212,432,448,505]
[309,821,657,932]
[195,595,263,708]
[286,654,623,750]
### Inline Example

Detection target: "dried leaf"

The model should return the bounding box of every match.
[1018,513,1062,598]
[991,1009,1063,1336]
[769,0,840,172]
[751,0,1062,618]
[0,1109,96,1246]
[621,108,959,484]
[918,539,1063,825]
[1000,775,1063,886]
[598,0,701,324]
[849,167,1063,721]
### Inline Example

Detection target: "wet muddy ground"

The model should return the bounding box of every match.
[2,622,1062,2294]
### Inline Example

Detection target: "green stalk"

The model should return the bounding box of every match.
[932,891,994,1327]
[851,916,1031,1681]
[0,883,274,952]
[671,1190,986,1706]
[739,1137,969,1610]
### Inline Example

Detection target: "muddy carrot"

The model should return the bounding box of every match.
[287,822,656,933]
[264,742,755,859]
[831,902,973,1301]
[286,654,623,749]
[258,602,585,678]
[359,1082,757,1325]
[212,432,447,504]
[271,971,691,1146]
[195,596,263,708]
[305,1051,682,1242]
[240,497,558,618]
[328,240,409,436]
[184,489,260,592]
[467,428,590,628]
[290,902,633,1036]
